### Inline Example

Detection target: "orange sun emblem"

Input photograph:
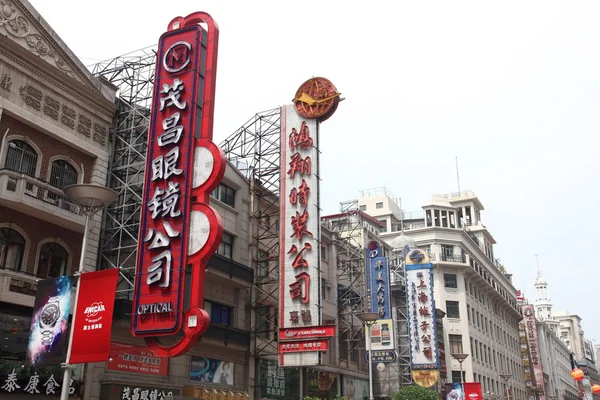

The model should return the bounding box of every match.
[292,77,342,122]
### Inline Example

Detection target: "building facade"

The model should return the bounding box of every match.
[0,0,116,397]
[360,189,527,400]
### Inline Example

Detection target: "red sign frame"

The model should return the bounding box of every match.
[107,342,169,376]
[69,269,119,364]
[278,325,336,341]
[279,339,329,353]
[132,12,225,358]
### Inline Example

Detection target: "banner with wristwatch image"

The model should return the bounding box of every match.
[26,276,72,366]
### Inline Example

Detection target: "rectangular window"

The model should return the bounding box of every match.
[257,249,269,277]
[449,334,463,354]
[321,278,326,300]
[321,245,327,261]
[446,301,460,318]
[211,183,236,207]
[359,204,366,211]
[379,220,387,232]
[444,273,458,288]
[218,232,233,259]
[451,370,465,383]
[376,202,383,209]
[204,300,232,326]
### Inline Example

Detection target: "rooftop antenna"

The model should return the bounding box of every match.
[535,254,541,278]
[399,197,404,232]
[455,156,461,194]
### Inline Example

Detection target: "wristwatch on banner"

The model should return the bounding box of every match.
[39,296,61,346]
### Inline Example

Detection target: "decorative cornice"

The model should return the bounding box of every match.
[0,47,114,119]
[0,0,102,94]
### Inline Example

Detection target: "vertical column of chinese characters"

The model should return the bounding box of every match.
[286,121,313,326]
[375,259,386,316]
[416,271,434,362]
[144,77,188,290]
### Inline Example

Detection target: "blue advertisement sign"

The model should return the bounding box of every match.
[366,241,391,319]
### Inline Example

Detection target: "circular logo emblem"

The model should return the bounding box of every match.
[163,41,192,73]
[293,77,342,122]
[409,249,425,264]
[524,308,534,316]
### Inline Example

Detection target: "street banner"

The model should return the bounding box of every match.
[27,276,72,366]
[68,269,119,364]
[463,382,483,400]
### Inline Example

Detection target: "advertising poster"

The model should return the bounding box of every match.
[69,269,119,364]
[342,377,369,400]
[257,359,300,400]
[107,342,169,376]
[190,356,234,386]
[445,382,463,400]
[368,319,395,351]
[365,240,391,319]
[463,382,482,400]
[27,276,72,366]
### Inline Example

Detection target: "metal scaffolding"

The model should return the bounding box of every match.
[92,46,157,298]
[219,108,282,358]
[389,254,413,390]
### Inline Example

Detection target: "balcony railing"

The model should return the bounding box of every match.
[428,253,467,263]
[0,169,82,216]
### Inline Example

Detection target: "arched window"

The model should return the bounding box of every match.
[49,160,78,189]
[0,228,25,271]
[36,243,68,278]
[4,140,37,176]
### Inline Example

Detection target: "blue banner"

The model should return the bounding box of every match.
[366,241,391,319]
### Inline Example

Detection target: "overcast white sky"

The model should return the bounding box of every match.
[31,1,600,341]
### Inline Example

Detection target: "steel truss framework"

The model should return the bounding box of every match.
[92,46,156,297]
[91,46,410,390]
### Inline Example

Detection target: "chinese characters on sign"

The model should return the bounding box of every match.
[279,106,322,367]
[122,387,173,400]
[1,372,78,396]
[521,305,546,400]
[518,321,534,389]
[405,250,439,370]
[366,241,391,319]
[132,13,225,358]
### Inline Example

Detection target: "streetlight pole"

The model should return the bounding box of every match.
[356,312,381,400]
[60,184,117,400]
[499,373,511,400]
[451,353,469,395]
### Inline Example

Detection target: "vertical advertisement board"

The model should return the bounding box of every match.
[279,105,321,366]
[366,240,391,318]
[278,77,341,366]
[131,12,224,358]
[27,276,72,366]
[522,304,546,400]
[405,249,439,374]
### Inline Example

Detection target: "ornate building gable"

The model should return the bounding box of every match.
[0,0,113,101]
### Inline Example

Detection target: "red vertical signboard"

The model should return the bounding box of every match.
[132,13,225,358]
[68,269,119,364]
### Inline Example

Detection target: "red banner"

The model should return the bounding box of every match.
[68,269,119,364]
[107,342,168,376]
[279,339,329,353]
[463,382,483,400]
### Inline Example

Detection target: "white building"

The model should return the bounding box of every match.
[534,263,560,335]
[359,189,527,400]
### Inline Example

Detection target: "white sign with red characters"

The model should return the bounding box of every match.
[279,105,322,367]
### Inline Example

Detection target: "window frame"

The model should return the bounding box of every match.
[375,202,383,209]
[211,183,236,207]
[446,300,460,319]
[443,273,458,288]
[0,227,26,272]
[35,241,69,278]
[217,232,234,259]
[204,300,233,326]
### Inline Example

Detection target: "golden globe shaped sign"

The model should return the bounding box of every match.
[292,77,342,122]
